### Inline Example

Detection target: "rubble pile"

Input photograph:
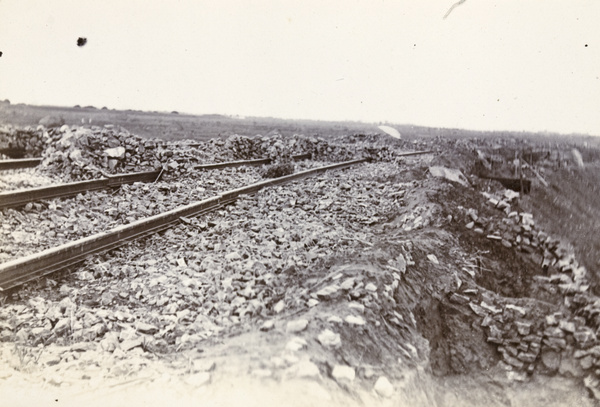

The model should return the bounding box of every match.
[39,125,205,181]
[4,126,366,182]
[340,133,435,163]
[223,134,265,160]
[0,125,46,157]
[228,133,358,163]
[226,133,413,164]
[2,124,440,185]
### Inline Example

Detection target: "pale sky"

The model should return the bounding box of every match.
[1,1,599,135]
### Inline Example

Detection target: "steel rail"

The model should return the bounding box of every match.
[195,153,312,170]
[165,143,204,148]
[396,150,435,157]
[0,157,367,291]
[0,171,162,209]
[0,158,42,171]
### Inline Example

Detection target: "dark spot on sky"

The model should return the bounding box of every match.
[585,44,588,47]
[77,37,87,47]
[0,51,3,57]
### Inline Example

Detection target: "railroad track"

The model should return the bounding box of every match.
[0,158,368,291]
[0,153,314,209]
[0,170,162,209]
[0,152,312,173]
[195,153,311,170]
[0,158,42,171]
[394,150,434,157]
[0,150,430,173]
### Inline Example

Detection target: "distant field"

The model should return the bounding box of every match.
[0,102,597,146]
[0,103,381,141]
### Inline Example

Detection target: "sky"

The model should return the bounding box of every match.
[1,0,599,135]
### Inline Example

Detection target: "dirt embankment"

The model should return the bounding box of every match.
[522,167,600,293]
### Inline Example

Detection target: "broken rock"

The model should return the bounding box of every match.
[574,329,596,347]
[104,146,126,159]
[317,329,341,348]
[584,375,600,400]
[505,304,527,317]
[273,300,285,314]
[558,320,576,334]
[286,319,309,333]
[515,321,532,336]
[348,302,365,312]
[517,352,537,363]
[100,333,119,352]
[503,354,524,369]
[340,277,356,290]
[296,360,321,379]
[53,318,71,336]
[374,376,394,398]
[260,320,275,331]
[316,285,340,299]
[580,356,594,370]
[345,315,366,326]
[286,337,308,351]
[449,293,470,305]
[332,365,355,382]
[365,283,378,292]
[135,322,159,335]
[559,354,584,378]
[120,338,143,352]
[307,299,319,307]
[469,303,488,317]
[480,301,502,315]
[327,316,343,324]
[427,254,439,265]
[541,349,561,372]
[225,252,242,261]
[428,166,468,187]
[544,326,565,338]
